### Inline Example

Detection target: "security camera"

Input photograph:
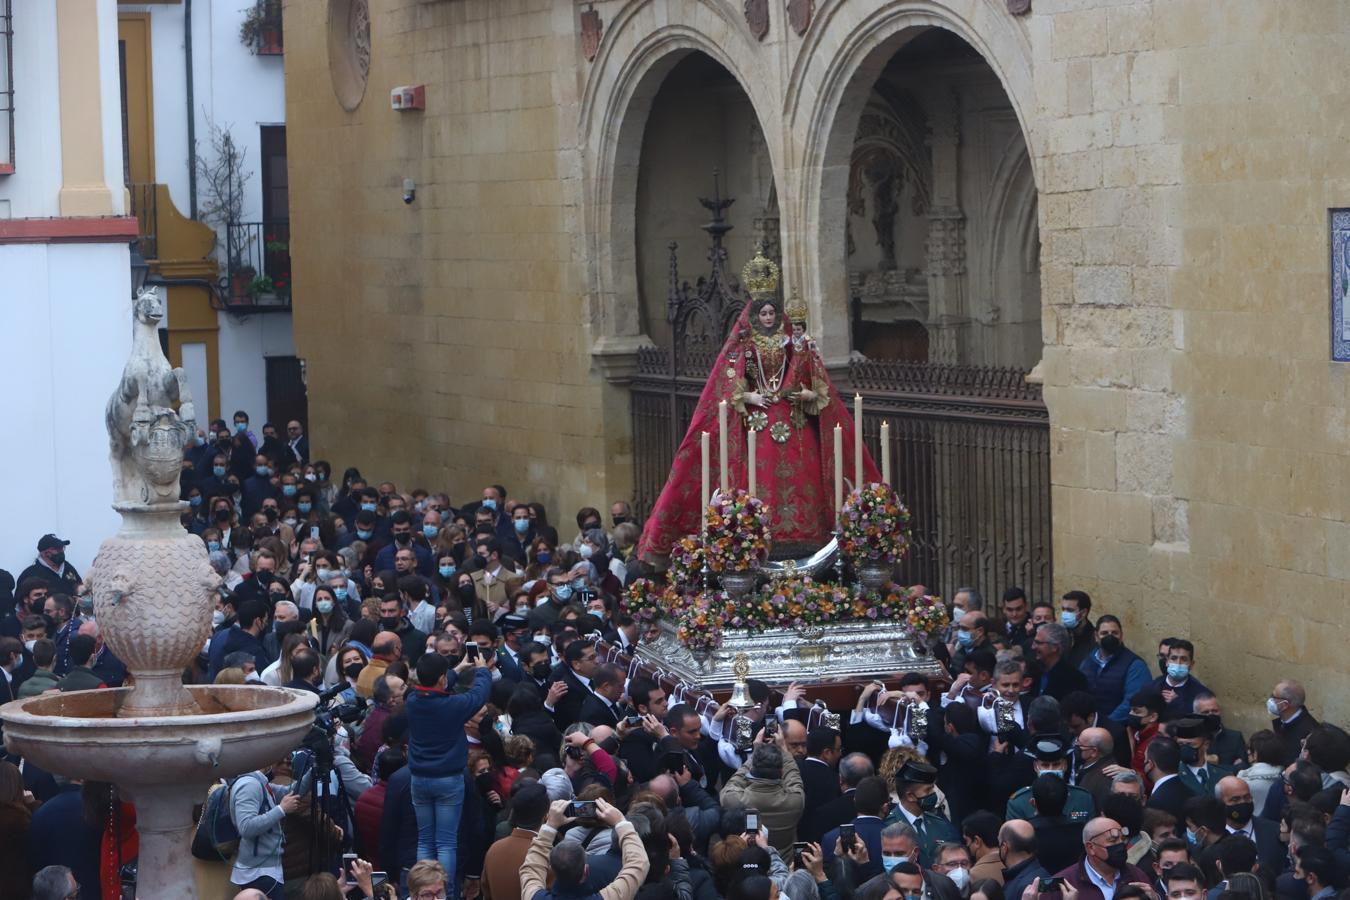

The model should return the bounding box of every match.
[402,178,416,204]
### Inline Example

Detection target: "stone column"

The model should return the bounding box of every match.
[120,782,207,900]
[56,0,115,216]
[923,94,968,364]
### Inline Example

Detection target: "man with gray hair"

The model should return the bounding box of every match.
[31,866,79,900]
[1269,678,1319,765]
[1033,622,1088,700]
[802,751,875,844]
[719,729,804,853]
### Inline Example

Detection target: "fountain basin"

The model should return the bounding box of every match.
[1,684,317,785]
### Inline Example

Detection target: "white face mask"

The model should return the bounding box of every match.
[212,610,226,627]
[578,544,594,560]
[23,640,36,652]
[947,867,970,891]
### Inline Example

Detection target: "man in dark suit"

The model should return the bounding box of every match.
[887,760,961,867]
[1034,622,1089,700]
[800,752,874,844]
[284,420,309,465]
[548,638,598,730]
[1063,691,1131,767]
[1074,726,1118,810]
[822,776,891,881]
[660,703,723,792]
[1268,679,1319,766]
[578,663,625,729]
[800,726,842,815]
[0,637,19,706]
[1145,736,1195,820]
[1173,716,1234,798]
[931,701,986,825]
[1212,775,1285,875]
[1028,774,1086,874]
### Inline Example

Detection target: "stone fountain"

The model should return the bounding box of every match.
[1,287,317,898]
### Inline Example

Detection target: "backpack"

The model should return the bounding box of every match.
[191,773,268,862]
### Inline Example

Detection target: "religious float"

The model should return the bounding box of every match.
[628,244,951,692]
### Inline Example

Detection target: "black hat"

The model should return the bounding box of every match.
[37,534,69,552]
[1171,717,1207,740]
[500,614,529,632]
[1030,734,1070,761]
[897,760,938,786]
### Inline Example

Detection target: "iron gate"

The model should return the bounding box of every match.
[629,187,1052,602]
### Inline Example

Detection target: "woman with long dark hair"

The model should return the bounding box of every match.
[0,761,31,900]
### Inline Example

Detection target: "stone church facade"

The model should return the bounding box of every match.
[283,0,1350,725]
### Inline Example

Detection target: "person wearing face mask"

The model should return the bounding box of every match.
[469,539,512,612]
[887,761,960,868]
[578,529,625,597]
[241,452,281,518]
[1079,616,1151,726]
[206,599,271,681]
[378,594,426,666]
[1171,717,1232,798]
[1128,688,1166,780]
[17,638,60,698]
[949,611,994,674]
[508,506,535,561]
[1206,775,1284,875]
[1189,692,1246,772]
[19,534,82,597]
[307,585,353,660]
[526,567,575,630]
[1054,816,1151,900]
[337,509,380,551]
[374,511,435,578]
[1267,680,1320,767]
[495,615,530,676]
[1059,591,1098,670]
[1147,640,1210,722]
[1008,736,1098,824]
[929,841,976,899]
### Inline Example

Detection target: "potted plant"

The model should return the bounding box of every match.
[195,122,255,300]
[240,1,283,55]
[246,274,275,299]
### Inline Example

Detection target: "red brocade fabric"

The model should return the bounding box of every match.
[637,303,880,563]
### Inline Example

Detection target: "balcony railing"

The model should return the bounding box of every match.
[225,220,291,311]
[128,183,159,260]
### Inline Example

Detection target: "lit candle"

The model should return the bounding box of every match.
[747,427,757,497]
[854,393,864,487]
[834,423,844,523]
[880,420,892,486]
[718,400,729,494]
[701,431,710,533]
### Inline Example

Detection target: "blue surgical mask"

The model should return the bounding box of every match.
[1167,663,1190,680]
[536,550,552,564]
[190,495,202,507]
[481,498,497,511]
[317,600,334,615]
[554,584,573,601]
[213,465,227,478]
[282,484,297,497]
[424,524,439,538]
[1060,610,1079,628]
[579,544,594,560]
[334,587,349,601]
[298,502,312,514]
[255,466,271,477]
[1186,828,1201,848]
[439,565,456,579]
[361,502,377,513]
[956,628,974,648]
[356,529,373,540]
[514,518,530,534]
[571,578,586,591]
[235,422,248,433]
[881,856,909,872]
[207,540,221,553]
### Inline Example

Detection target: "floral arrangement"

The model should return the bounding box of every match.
[848,584,918,622]
[667,533,708,595]
[624,578,670,625]
[676,598,724,652]
[907,593,949,635]
[703,490,771,573]
[840,483,912,564]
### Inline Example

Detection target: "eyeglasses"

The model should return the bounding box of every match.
[1086,829,1124,845]
[414,891,448,900]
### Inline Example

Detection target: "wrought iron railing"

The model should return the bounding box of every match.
[224,220,291,310]
[128,183,158,260]
[243,0,283,56]
[0,0,14,175]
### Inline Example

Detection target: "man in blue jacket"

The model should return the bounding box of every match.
[406,649,492,893]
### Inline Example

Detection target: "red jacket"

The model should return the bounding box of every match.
[1054,858,1152,900]
[1131,723,1160,781]
[353,783,387,868]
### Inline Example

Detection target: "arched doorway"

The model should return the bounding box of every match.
[809,21,1051,601]
[623,51,781,518]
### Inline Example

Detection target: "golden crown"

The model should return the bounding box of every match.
[740,245,780,299]
[785,290,808,325]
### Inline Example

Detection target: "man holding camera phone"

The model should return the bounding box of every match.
[406,649,493,896]
[719,722,805,854]
[519,798,650,900]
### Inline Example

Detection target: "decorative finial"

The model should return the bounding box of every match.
[785,289,808,325]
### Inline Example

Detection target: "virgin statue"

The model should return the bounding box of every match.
[637,248,881,563]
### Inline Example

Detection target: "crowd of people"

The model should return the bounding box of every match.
[0,412,1346,900]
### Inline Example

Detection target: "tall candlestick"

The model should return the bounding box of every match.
[718,400,729,494]
[700,431,710,533]
[747,428,757,497]
[834,423,844,522]
[880,420,892,486]
[854,393,864,487]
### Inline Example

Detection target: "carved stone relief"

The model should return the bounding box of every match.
[744,0,770,41]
